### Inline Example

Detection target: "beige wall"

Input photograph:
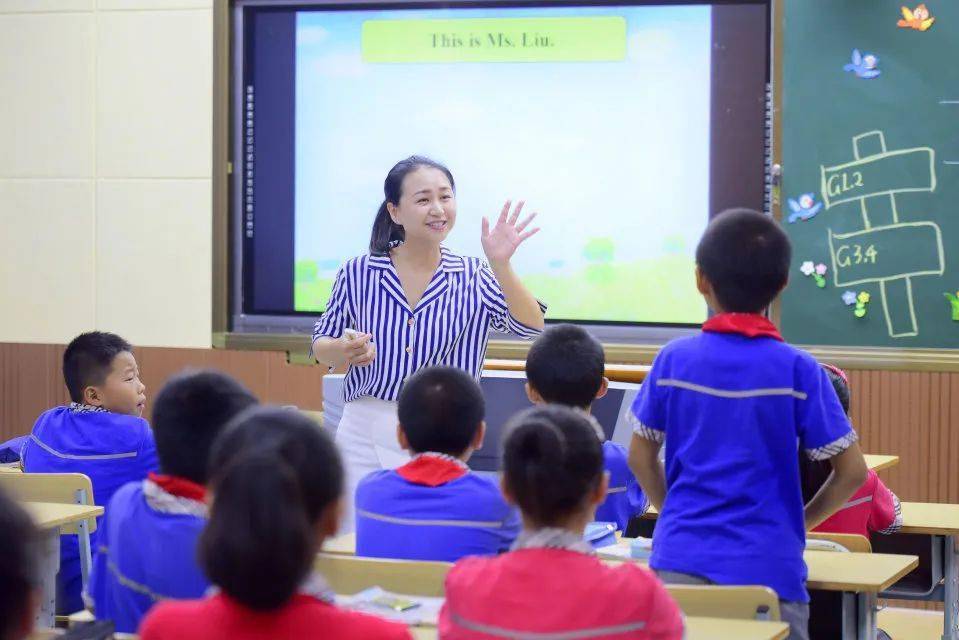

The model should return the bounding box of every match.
[0,0,214,348]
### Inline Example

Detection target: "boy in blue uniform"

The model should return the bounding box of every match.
[628,209,868,640]
[355,366,520,562]
[524,324,647,531]
[87,370,257,632]
[21,332,158,614]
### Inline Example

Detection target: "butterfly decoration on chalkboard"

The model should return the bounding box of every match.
[898,4,935,31]
[844,49,881,79]
[787,193,823,223]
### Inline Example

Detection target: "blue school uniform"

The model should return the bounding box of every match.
[595,440,648,531]
[88,475,209,632]
[21,404,159,614]
[0,434,28,463]
[630,313,855,604]
[355,453,521,562]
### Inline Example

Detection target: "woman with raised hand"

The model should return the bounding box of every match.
[311,156,546,529]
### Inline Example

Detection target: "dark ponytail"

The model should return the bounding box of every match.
[199,407,343,611]
[799,364,852,504]
[502,405,604,527]
[369,155,456,255]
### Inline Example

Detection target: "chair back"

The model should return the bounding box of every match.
[665,584,781,621]
[314,553,451,597]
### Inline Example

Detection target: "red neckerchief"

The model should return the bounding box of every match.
[702,313,784,341]
[395,453,469,487]
[148,472,206,501]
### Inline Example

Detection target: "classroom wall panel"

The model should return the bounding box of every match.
[848,369,959,504]
[96,179,212,348]
[96,7,212,178]
[0,2,213,348]
[97,0,211,10]
[0,1,93,15]
[0,181,96,342]
[0,11,95,177]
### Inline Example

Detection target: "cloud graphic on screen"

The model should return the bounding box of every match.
[297,25,330,47]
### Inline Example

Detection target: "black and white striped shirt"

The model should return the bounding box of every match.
[312,247,546,402]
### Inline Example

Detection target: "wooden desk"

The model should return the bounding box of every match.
[601,542,916,640]
[410,617,788,640]
[23,502,103,627]
[899,501,959,536]
[862,454,899,473]
[882,501,959,640]
[25,501,103,530]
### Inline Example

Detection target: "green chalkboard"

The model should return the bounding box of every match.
[780,0,959,349]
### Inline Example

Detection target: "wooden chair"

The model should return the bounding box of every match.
[665,584,781,621]
[314,552,451,597]
[0,473,98,589]
[806,531,872,553]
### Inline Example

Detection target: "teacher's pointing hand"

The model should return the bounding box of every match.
[481,200,540,266]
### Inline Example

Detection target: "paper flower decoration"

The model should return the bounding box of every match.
[800,261,815,276]
[842,291,858,306]
[815,264,828,276]
[857,292,871,304]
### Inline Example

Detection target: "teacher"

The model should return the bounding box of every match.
[311,156,546,527]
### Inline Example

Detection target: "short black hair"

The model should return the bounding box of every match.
[502,405,604,527]
[397,366,485,456]
[62,331,133,403]
[695,208,792,313]
[0,487,39,639]
[526,324,605,409]
[200,407,343,611]
[151,370,258,484]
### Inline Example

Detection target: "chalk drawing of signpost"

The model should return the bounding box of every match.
[820,131,943,338]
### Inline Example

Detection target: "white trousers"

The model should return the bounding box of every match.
[334,396,410,533]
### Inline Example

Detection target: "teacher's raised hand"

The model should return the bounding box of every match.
[481,200,540,267]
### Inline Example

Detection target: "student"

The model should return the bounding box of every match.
[87,370,258,632]
[440,405,683,639]
[0,487,40,640]
[139,407,411,640]
[21,331,158,614]
[802,365,902,538]
[628,209,868,640]
[355,366,520,562]
[525,324,648,531]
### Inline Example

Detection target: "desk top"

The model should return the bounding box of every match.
[323,531,357,555]
[23,501,103,530]
[899,502,959,535]
[863,454,900,473]
[328,532,915,594]
[409,617,789,640]
[803,550,917,592]
[602,543,917,593]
